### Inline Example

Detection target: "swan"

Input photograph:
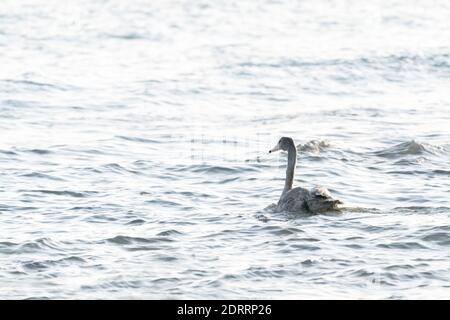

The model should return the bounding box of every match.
[269,137,342,213]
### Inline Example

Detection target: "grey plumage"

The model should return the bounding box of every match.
[269,137,342,213]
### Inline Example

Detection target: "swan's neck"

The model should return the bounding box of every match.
[283,144,297,195]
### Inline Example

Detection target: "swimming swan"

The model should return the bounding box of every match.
[269,137,342,213]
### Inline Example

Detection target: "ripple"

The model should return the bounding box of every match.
[384,264,415,271]
[301,259,317,266]
[421,233,450,246]
[0,238,68,254]
[156,229,183,236]
[86,280,143,290]
[106,235,174,245]
[20,172,65,181]
[24,189,96,198]
[116,135,160,144]
[245,266,290,279]
[26,149,52,155]
[0,241,18,254]
[156,254,178,262]
[2,79,73,92]
[144,199,184,207]
[84,213,118,223]
[164,190,216,198]
[218,177,240,184]
[0,149,17,156]
[23,256,85,270]
[260,225,304,236]
[152,277,181,284]
[125,219,147,225]
[169,164,257,174]
[377,242,428,249]
[393,206,450,214]
[101,163,139,175]
[100,32,154,41]
[433,169,450,175]
[289,244,321,251]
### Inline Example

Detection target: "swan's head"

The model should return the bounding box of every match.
[269,137,295,153]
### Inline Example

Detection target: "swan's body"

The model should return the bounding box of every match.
[269,137,341,213]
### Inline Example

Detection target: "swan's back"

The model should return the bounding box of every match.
[277,187,310,212]
[277,186,341,213]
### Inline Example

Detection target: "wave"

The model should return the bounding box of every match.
[1,79,75,92]
[100,163,139,175]
[164,190,217,198]
[0,149,17,156]
[116,135,160,144]
[156,229,183,236]
[20,172,65,181]
[259,225,305,236]
[26,149,52,155]
[376,242,429,250]
[169,164,257,174]
[22,256,85,270]
[433,169,450,175]
[421,232,450,246]
[99,32,160,41]
[125,218,147,225]
[0,238,67,254]
[245,266,290,278]
[392,206,450,214]
[106,235,174,245]
[232,53,450,75]
[144,199,184,207]
[24,189,97,198]
[297,140,331,154]
[372,140,444,158]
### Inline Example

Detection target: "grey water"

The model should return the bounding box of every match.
[1,0,450,299]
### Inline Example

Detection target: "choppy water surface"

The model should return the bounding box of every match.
[1,0,450,299]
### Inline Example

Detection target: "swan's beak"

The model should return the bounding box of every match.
[269,143,281,153]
